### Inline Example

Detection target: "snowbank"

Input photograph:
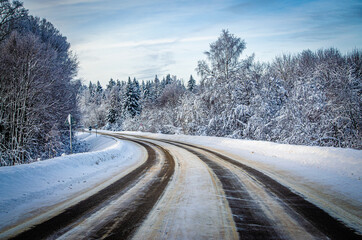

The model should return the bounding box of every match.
[0,132,144,230]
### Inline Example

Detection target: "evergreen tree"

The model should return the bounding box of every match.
[95,81,103,104]
[89,81,94,97]
[96,81,103,94]
[161,77,166,89]
[153,75,160,101]
[106,78,116,91]
[165,74,172,85]
[116,79,121,87]
[143,80,151,102]
[133,77,141,114]
[154,75,160,85]
[106,109,117,124]
[125,77,141,117]
[187,75,196,92]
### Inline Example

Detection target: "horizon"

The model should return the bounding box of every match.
[24,0,362,86]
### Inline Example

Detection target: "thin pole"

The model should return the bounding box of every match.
[69,114,72,154]
[70,123,72,154]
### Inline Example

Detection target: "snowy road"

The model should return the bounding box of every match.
[124,134,360,240]
[2,132,361,239]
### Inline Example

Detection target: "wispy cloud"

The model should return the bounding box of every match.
[24,0,362,85]
[75,36,216,51]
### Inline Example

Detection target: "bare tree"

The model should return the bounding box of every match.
[0,0,27,41]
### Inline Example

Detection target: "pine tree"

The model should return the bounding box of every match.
[143,80,151,102]
[133,78,141,115]
[106,78,116,91]
[89,81,94,97]
[125,77,141,117]
[153,75,160,101]
[106,108,117,124]
[95,81,103,104]
[187,75,196,92]
[96,81,103,94]
[165,74,172,85]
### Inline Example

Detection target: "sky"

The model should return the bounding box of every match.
[23,0,362,86]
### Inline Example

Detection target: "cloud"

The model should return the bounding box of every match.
[283,1,362,41]
[74,36,216,51]
[24,0,361,86]
[227,0,279,15]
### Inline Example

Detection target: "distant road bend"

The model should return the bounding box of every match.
[4,133,362,239]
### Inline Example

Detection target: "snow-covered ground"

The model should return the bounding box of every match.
[1,130,361,236]
[119,131,362,231]
[0,132,145,232]
[121,131,361,200]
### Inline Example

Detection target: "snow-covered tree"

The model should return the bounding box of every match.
[74,30,361,149]
[124,77,141,117]
[0,22,78,165]
[197,29,246,84]
[0,0,27,41]
[187,75,196,92]
[106,78,116,91]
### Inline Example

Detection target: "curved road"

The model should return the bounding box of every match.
[4,133,361,239]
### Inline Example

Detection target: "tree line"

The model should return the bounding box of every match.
[0,1,80,165]
[1,0,359,167]
[79,30,361,149]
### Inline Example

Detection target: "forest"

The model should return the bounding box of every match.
[79,30,361,151]
[1,1,361,166]
[0,1,80,165]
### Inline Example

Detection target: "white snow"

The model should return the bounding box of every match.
[132,142,237,239]
[1,130,361,235]
[120,131,362,202]
[118,131,362,231]
[0,132,144,232]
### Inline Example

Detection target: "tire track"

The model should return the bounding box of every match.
[91,136,175,239]
[120,134,361,239]
[162,141,281,239]
[9,136,175,240]
[158,138,361,240]
[131,140,239,240]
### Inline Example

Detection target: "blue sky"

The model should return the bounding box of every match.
[24,0,362,86]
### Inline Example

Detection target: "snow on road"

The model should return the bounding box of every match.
[1,130,361,236]
[122,131,361,200]
[132,141,238,239]
[120,131,362,232]
[0,132,145,232]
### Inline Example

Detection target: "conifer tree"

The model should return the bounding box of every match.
[89,81,94,97]
[133,77,141,115]
[153,75,160,101]
[165,74,172,85]
[96,81,103,94]
[125,77,141,117]
[187,75,196,92]
[106,109,117,124]
[106,78,115,91]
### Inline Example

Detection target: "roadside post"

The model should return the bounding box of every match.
[67,114,72,154]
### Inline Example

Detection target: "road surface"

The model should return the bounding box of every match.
[3,133,361,239]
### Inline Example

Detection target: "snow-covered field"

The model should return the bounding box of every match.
[0,132,145,232]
